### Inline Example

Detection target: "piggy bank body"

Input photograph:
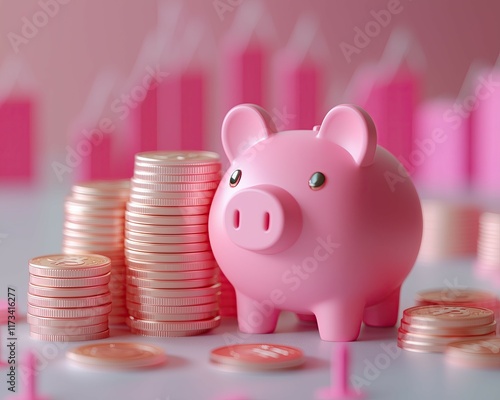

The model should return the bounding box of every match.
[209,104,422,341]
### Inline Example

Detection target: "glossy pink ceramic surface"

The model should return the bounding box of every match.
[209,103,422,341]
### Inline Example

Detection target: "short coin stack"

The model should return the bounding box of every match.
[418,199,480,262]
[415,288,499,317]
[398,305,496,353]
[125,151,222,337]
[62,180,130,325]
[27,254,112,341]
[476,212,500,270]
[446,338,500,368]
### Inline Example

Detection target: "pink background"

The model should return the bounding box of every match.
[0,0,499,184]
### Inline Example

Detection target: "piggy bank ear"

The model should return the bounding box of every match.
[317,104,377,166]
[222,104,278,162]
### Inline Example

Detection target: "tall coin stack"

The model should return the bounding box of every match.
[27,254,112,341]
[476,212,500,270]
[418,199,480,262]
[62,180,130,325]
[398,305,496,353]
[125,151,222,337]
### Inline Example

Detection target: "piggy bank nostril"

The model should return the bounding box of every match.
[233,210,240,229]
[263,212,270,231]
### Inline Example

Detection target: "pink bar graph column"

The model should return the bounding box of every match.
[356,69,419,163]
[157,74,182,151]
[73,128,113,182]
[472,68,500,196]
[414,99,469,193]
[0,98,32,181]
[386,71,418,161]
[121,82,159,172]
[158,70,205,151]
[137,84,158,152]
[240,46,264,106]
[115,114,139,179]
[180,70,204,150]
[358,72,389,148]
[223,42,266,110]
[275,55,319,130]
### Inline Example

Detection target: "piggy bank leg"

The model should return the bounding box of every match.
[235,291,280,334]
[313,300,364,341]
[363,287,401,327]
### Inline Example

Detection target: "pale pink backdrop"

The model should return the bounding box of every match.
[0,0,499,184]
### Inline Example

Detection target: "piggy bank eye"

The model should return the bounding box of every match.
[229,169,242,187]
[309,172,326,190]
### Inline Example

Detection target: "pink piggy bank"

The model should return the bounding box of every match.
[209,104,422,341]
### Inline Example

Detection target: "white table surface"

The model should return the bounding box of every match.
[1,184,499,400]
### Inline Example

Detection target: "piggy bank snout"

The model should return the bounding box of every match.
[224,185,302,254]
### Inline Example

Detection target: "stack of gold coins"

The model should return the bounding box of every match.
[62,180,130,325]
[476,212,500,270]
[27,254,112,341]
[125,151,222,337]
[418,199,480,262]
[398,305,496,353]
